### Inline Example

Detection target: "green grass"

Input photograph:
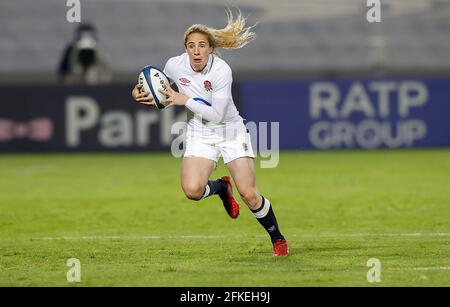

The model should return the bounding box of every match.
[0,149,449,286]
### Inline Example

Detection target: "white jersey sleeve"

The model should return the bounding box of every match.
[185,65,233,123]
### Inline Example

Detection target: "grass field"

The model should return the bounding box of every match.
[0,149,449,286]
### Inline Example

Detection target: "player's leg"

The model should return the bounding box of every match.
[181,156,239,219]
[226,157,288,256]
[180,156,217,200]
[182,124,230,202]
[225,157,260,210]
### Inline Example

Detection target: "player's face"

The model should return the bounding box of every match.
[186,32,213,71]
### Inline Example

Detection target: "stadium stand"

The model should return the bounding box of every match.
[0,0,450,81]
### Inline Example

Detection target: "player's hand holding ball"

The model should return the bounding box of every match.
[132,84,156,108]
[134,65,179,110]
[159,86,189,107]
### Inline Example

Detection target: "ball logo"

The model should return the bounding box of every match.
[154,72,169,99]
[138,75,145,93]
[204,80,213,92]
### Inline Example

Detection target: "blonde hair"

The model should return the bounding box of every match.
[183,9,256,50]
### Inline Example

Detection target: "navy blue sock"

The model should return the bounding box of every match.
[251,196,285,243]
[201,179,227,199]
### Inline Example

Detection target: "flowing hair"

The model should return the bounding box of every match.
[183,9,256,50]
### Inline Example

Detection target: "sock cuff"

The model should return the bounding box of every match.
[201,185,211,199]
[251,196,265,213]
[252,196,271,219]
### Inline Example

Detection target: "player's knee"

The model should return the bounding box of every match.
[239,189,259,207]
[182,184,204,201]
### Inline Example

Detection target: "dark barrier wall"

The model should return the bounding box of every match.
[1,78,449,152]
[0,84,186,152]
[241,78,450,150]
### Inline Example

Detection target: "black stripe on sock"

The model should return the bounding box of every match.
[250,196,265,213]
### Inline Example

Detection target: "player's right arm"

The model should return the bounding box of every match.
[131,83,155,107]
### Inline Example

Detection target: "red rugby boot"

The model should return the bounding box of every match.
[273,239,289,257]
[218,176,240,219]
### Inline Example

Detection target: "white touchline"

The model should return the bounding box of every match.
[33,232,450,241]
[388,267,450,271]
[299,233,450,238]
[37,235,211,241]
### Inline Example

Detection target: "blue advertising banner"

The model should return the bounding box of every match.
[240,78,450,150]
[1,79,449,152]
[0,84,186,152]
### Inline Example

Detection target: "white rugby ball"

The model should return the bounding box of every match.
[138,65,170,109]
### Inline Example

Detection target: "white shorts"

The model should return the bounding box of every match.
[184,120,255,164]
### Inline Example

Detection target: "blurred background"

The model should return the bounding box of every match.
[0,0,449,151]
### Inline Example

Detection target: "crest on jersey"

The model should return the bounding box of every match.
[179,77,191,86]
[204,80,213,92]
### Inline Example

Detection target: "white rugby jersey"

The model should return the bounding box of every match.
[163,52,242,127]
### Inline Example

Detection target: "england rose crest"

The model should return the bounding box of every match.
[204,80,213,92]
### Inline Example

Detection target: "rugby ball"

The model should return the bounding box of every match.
[138,65,170,109]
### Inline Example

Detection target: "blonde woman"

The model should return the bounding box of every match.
[132,10,288,256]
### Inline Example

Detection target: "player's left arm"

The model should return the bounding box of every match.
[162,66,232,122]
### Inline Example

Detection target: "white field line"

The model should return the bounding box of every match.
[35,232,450,241]
[40,235,221,241]
[297,233,450,238]
[388,267,450,271]
[9,164,56,175]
